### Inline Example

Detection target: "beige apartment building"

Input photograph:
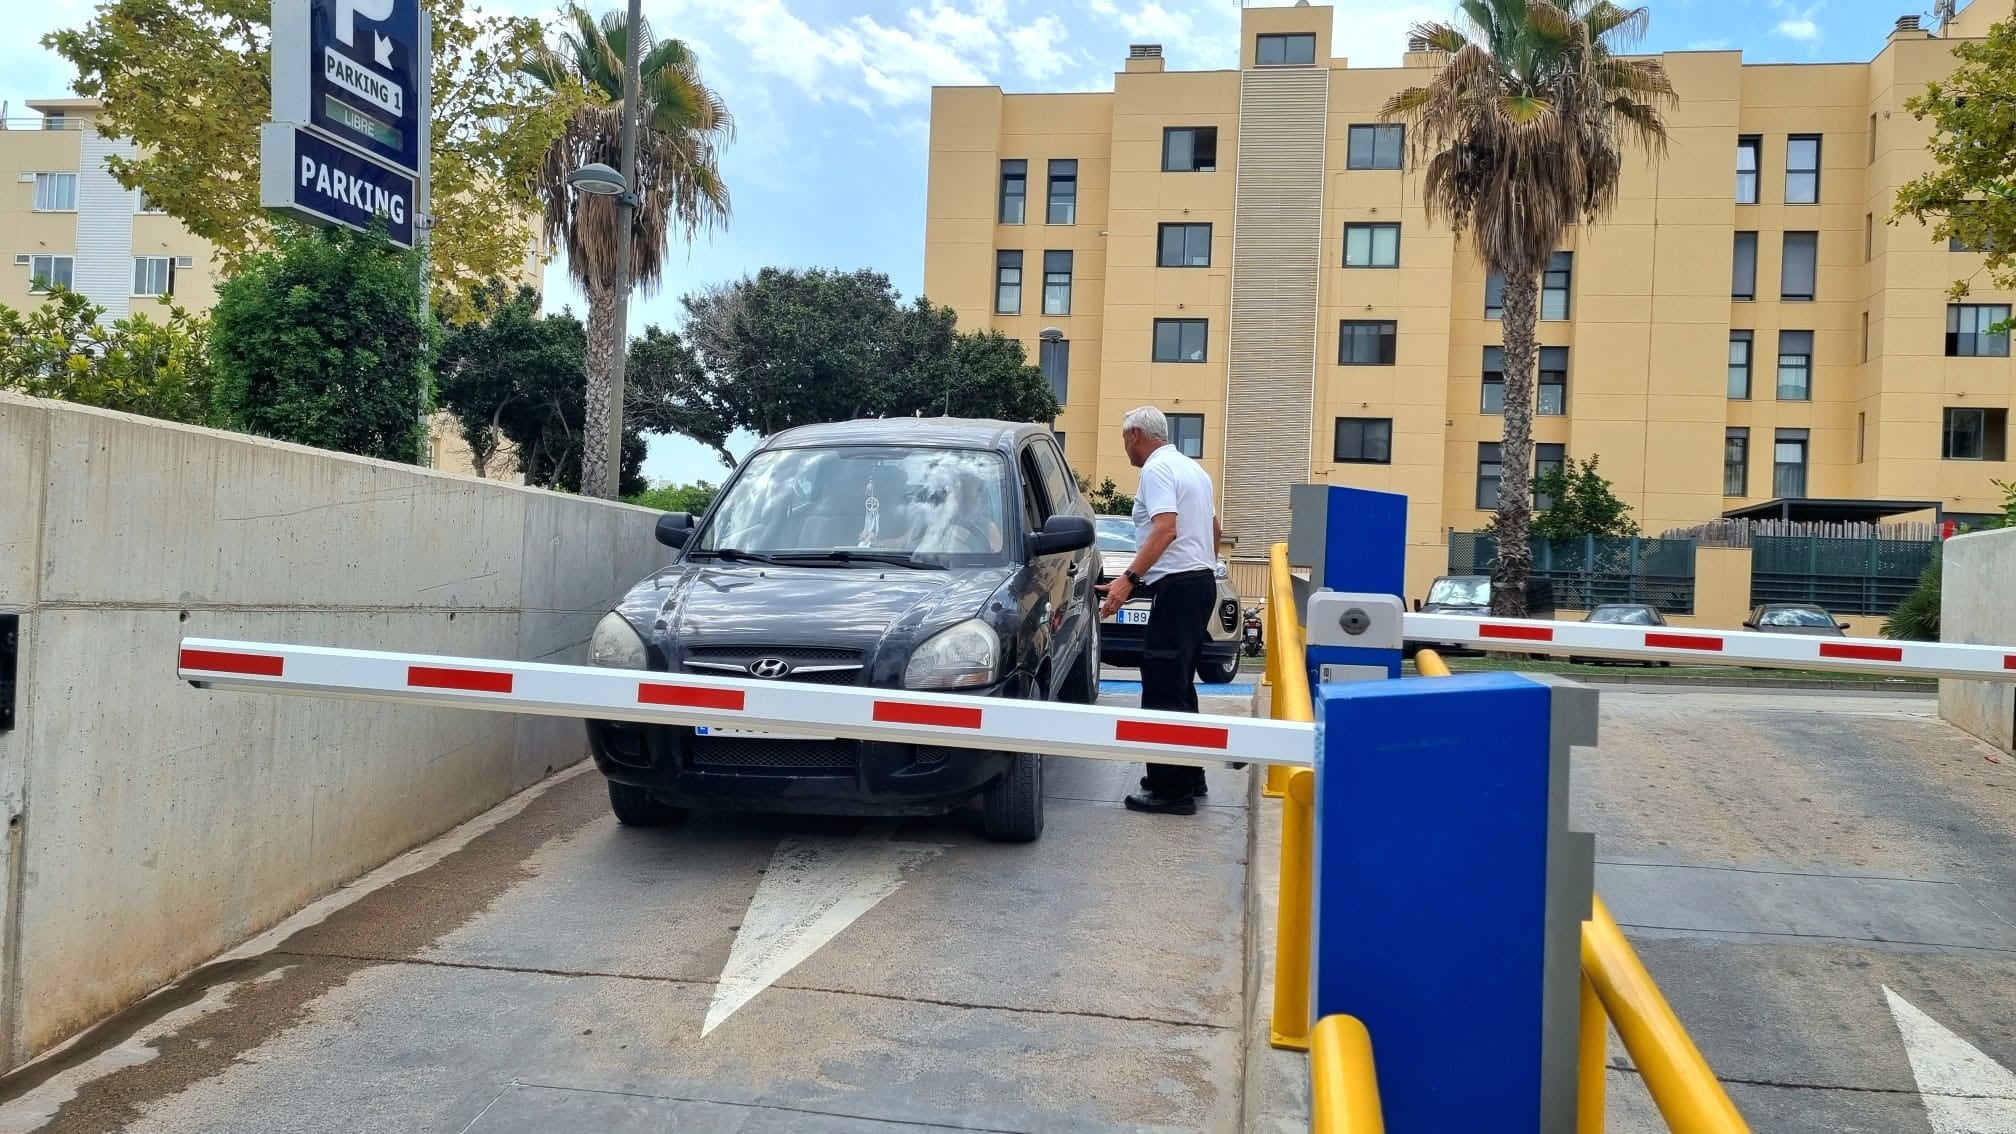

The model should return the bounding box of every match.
[924,0,2016,597]
[1,97,535,477]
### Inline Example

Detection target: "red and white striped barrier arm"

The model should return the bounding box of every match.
[1404,613,2016,681]
[176,639,1315,769]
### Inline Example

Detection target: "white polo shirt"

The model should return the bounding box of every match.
[1131,443,1217,584]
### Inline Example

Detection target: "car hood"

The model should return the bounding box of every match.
[616,562,1016,654]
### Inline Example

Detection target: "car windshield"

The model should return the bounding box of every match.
[1589,606,1657,625]
[1094,517,1138,553]
[1425,577,1490,606]
[692,446,1011,567]
[1761,606,1836,627]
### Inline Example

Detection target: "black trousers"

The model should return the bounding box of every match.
[1139,569,1215,796]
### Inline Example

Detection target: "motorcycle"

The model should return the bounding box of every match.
[1242,605,1263,656]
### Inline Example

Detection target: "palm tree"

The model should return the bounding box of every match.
[1385,0,1672,616]
[525,5,732,497]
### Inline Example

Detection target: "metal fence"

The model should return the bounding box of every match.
[1749,535,1936,615]
[1449,532,1697,614]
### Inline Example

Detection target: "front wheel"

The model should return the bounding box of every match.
[1197,656,1241,685]
[607,779,686,827]
[1061,623,1101,705]
[982,752,1044,842]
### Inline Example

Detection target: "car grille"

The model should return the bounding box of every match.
[689,736,858,772]
[680,645,866,686]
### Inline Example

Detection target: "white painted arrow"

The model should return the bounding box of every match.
[702,824,946,1037]
[373,32,393,69]
[1885,985,2016,1133]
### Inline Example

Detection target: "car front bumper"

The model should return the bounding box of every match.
[586,679,1017,815]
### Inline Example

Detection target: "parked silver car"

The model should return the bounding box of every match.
[1093,516,1244,685]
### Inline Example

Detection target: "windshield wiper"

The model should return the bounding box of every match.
[771,549,948,570]
[691,547,792,567]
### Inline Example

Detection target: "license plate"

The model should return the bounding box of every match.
[695,726,836,741]
[1116,609,1150,625]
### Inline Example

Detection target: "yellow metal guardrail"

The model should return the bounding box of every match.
[1311,1015,1386,1133]
[1270,550,1749,1132]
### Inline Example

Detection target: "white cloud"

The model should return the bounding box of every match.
[1008,15,1076,80]
[1686,38,1733,50]
[1769,0,1824,44]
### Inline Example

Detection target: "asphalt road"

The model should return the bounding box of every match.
[4,684,2013,1133]
[1583,687,2016,1133]
[0,691,1261,1134]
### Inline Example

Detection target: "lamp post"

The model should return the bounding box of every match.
[564,0,642,498]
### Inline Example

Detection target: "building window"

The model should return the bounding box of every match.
[1736,136,1760,203]
[1946,304,2011,357]
[1729,330,1753,399]
[1864,213,1874,262]
[132,256,173,297]
[1542,252,1572,320]
[1344,222,1400,268]
[32,172,77,212]
[1732,231,1757,300]
[1484,272,1503,319]
[26,254,74,292]
[1152,318,1208,362]
[1774,430,1809,498]
[41,113,66,131]
[1781,232,1818,300]
[1046,159,1077,225]
[1868,113,1878,163]
[1039,338,1069,404]
[1538,347,1567,415]
[1346,124,1403,170]
[1786,134,1821,204]
[138,190,167,215]
[1170,413,1205,459]
[998,160,1027,224]
[1476,442,1565,510]
[1162,127,1218,173]
[1777,331,1813,400]
[1725,428,1749,496]
[1482,347,1505,413]
[1339,320,1397,365]
[1858,413,1867,463]
[1255,32,1316,66]
[1042,250,1072,315]
[1944,407,2009,461]
[1334,418,1393,464]
[994,250,1022,314]
[1157,222,1211,267]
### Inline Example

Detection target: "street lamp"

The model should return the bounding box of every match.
[566,163,631,200]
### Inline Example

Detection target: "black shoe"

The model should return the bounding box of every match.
[1125,790,1198,815]
[1140,775,1207,797]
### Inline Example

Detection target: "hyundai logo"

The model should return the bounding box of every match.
[748,657,791,679]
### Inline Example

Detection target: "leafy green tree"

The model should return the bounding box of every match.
[435,283,647,493]
[46,0,577,319]
[659,267,1058,463]
[1529,456,1640,539]
[525,4,734,497]
[627,480,718,513]
[0,289,218,425]
[1894,12,2016,314]
[1077,473,1135,517]
[1384,0,1672,615]
[210,226,431,463]
[1883,546,1942,642]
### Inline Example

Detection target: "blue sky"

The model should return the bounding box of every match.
[2,0,1974,483]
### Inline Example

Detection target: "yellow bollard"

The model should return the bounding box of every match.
[1311,1014,1387,1133]
[1270,768,1316,1050]
[1413,648,1451,678]
[1578,972,1607,1134]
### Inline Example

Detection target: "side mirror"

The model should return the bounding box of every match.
[1741,620,1757,629]
[1029,514,1094,558]
[1838,622,1852,631]
[655,512,694,549]
[1412,598,1423,612]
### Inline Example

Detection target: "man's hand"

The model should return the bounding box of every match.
[1097,575,1133,620]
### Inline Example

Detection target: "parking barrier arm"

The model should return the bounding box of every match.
[177,638,1316,770]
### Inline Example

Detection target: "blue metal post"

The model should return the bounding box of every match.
[1310,675,1595,1132]
[1291,485,1408,681]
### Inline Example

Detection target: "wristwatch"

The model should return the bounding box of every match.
[1124,569,1145,586]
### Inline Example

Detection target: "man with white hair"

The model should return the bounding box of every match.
[1098,406,1222,815]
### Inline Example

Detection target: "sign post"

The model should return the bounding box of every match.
[262,0,429,250]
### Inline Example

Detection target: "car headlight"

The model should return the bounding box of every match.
[588,611,648,669]
[1214,559,1229,579]
[904,619,999,690]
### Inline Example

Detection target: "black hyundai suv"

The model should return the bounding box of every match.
[584,419,1100,842]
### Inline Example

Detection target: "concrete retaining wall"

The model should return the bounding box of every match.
[1940,527,2016,754]
[0,393,667,1069]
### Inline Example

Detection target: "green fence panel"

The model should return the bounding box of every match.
[1749,535,1935,616]
[1447,532,1697,614]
